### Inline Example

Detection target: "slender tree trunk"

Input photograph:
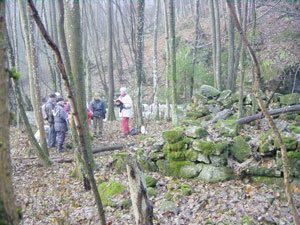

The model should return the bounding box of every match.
[191,0,201,99]
[27,1,106,224]
[168,0,178,126]
[107,0,116,121]
[226,2,300,224]
[226,6,235,91]
[238,0,248,119]
[209,0,217,88]
[0,2,19,224]
[135,0,145,128]
[18,0,49,156]
[163,0,171,120]
[152,0,160,120]
[214,0,221,90]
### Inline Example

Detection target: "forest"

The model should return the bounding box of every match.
[0,0,300,224]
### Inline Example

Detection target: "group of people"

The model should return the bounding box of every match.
[42,87,133,152]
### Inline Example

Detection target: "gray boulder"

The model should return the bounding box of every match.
[200,85,220,99]
[198,164,234,183]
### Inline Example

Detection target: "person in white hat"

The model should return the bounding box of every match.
[115,87,133,136]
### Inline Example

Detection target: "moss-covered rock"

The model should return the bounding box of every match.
[279,93,300,106]
[98,180,126,207]
[259,130,275,154]
[197,153,210,164]
[112,153,129,174]
[162,130,185,143]
[230,136,252,162]
[185,126,209,138]
[215,116,238,137]
[245,166,281,177]
[147,187,158,197]
[186,107,209,119]
[210,151,229,167]
[198,164,234,183]
[179,164,202,179]
[221,93,239,109]
[290,125,300,134]
[163,139,189,152]
[156,160,194,177]
[192,140,215,156]
[179,184,193,196]
[274,136,298,151]
[145,176,158,188]
[185,149,199,161]
[150,151,165,161]
[217,90,232,102]
[277,151,300,178]
[200,85,221,99]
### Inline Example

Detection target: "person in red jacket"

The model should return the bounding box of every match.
[87,108,93,126]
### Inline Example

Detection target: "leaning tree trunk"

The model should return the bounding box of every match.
[226,1,300,224]
[18,0,49,156]
[127,159,153,225]
[107,0,116,121]
[152,0,160,120]
[26,1,106,224]
[135,0,145,128]
[0,2,20,223]
[168,0,179,126]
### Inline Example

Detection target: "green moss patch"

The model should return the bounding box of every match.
[145,176,158,188]
[275,136,298,151]
[98,180,126,207]
[163,130,185,143]
[230,136,252,162]
[279,93,300,106]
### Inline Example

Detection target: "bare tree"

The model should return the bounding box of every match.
[226,4,235,91]
[135,0,145,128]
[168,0,179,125]
[18,0,49,156]
[0,2,20,223]
[214,0,221,90]
[107,0,116,121]
[152,0,160,120]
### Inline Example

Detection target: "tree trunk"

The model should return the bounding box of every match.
[214,0,221,90]
[209,0,217,88]
[5,26,52,166]
[135,0,145,128]
[27,1,107,224]
[226,1,300,224]
[168,0,179,126]
[163,0,171,121]
[152,0,160,120]
[190,0,202,100]
[238,0,248,119]
[226,7,235,91]
[18,0,49,156]
[127,159,153,225]
[0,3,20,224]
[107,0,116,121]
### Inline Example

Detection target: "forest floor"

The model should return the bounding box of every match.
[10,121,298,225]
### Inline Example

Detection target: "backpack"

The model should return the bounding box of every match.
[93,101,103,112]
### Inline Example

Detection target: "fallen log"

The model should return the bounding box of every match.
[13,142,135,163]
[236,104,300,125]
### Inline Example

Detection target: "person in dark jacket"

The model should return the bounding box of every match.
[89,94,106,136]
[44,93,57,148]
[53,98,69,152]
